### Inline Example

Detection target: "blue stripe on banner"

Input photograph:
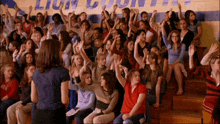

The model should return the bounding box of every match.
[185,0,191,5]
[0,11,219,25]
[151,0,157,6]
[85,11,220,23]
[162,0,169,6]
[172,0,178,5]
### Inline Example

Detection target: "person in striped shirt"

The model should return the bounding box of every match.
[189,43,220,123]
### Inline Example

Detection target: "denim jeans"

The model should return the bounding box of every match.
[113,113,145,124]
[146,90,156,123]
[0,99,17,120]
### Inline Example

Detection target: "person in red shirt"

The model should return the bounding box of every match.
[113,55,147,124]
[0,64,19,122]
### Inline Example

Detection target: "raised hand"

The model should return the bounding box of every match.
[188,44,195,57]
[115,35,121,41]
[97,48,105,55]
[135,36,141,44]
[44,11,48,18]
[14,4,19,11]
[130,10,135,17]
[113,4,118,11]
[169,8,173,18]
[68,11,75,19]
[102,5,106,11]
[178,3,181,9]
[4,4,9,10]
[152,10,157,15]
[59,4,64,10]
[208,43,219,54]
[114,17,120,25]
[143,48,149,57]
[29,6,33,12]
[12,49,18,58]
[134,9,139,14]
[161,20,165,27]
[77,41,84,50]
[20,44,26,51]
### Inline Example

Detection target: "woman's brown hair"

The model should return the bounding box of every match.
[167,30,182,53]
[123,40,135,62]
[127,69,139,83]
[36,39,61,72]
[101,72,116,94]
[78,71,92,91]
[141,52,160,86]
[59,31,71,51]
[20,64,35,88]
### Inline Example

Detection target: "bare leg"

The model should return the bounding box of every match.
[180,64,187,78]
[174,63,184,95]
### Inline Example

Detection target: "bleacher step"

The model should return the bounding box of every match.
[185,79,206,94]
[160,110,202,123]
[173,94,205,112]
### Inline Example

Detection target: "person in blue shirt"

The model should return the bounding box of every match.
[161,21,186,95]
[31,39,70,124]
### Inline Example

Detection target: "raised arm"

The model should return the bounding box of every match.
[110,36,118,51]
[79,41,92,64]
[134,37,145,68]
[112,17,120,29]
[59,4,68,24]
[127,21,132,38]
[114,55,126,87]
[178,3,183,19]
[188,44,196,69]
[27,6,35,24]
[14,5,21,22]
[4,4,13,19]
[161,21,170,47]
[43,11,48,27]
[102,5,111,20]
[103,29,112,44]
[150,10,157,28]
[104,18,112,31]
[111,4,117,20]
[133,9,139,25]
[200,43,219,65]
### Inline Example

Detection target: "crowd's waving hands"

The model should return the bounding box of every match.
[200,43,219,66]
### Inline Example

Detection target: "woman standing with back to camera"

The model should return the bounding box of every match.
[31,39,70,124]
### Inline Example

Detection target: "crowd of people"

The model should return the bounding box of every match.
[0,2,219,124]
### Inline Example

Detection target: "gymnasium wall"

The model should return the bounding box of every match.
[0,0,219,48]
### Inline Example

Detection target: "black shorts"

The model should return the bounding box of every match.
[32,105,66,124]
